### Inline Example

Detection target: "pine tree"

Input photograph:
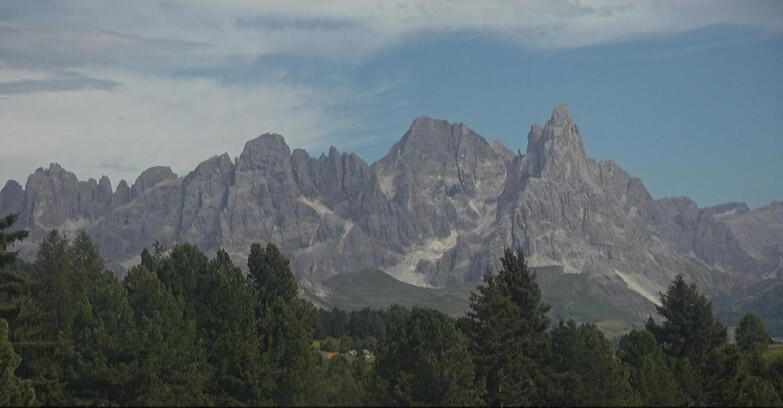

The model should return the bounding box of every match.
[645,275,781,406]
[0,214,28,324]
[123,265,212,406]
[258,296,318,406]
[735,313,770,354]
[645,275,726,361]
[618,329,685,406]
[545,320,635,406]
[201,250,266,405]
[465,248,550,406]
[0,319,36,407]
[0,214,28,269]
[376,306,484,406]
[700,343,781,406]
[246,242,318,405]
[63,233,138,405]
[11,230,81,404]
[248,243,297,314]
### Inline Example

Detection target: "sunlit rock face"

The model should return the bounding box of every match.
[2,105,780,320]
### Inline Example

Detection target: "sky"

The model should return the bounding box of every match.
[1,0,781,208]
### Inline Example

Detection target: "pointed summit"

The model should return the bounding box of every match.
[550,103,573,126]
[235,133,296,192]
[397,116,468,153]
[524,104,588,180]
[237,133,292,173]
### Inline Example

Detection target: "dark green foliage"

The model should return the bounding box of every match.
[699,344,781,406]
[258,296,319,405]
[545,320,634,406]
[248,242,297,313]
[0,214,29,326]
[152,243,210,312]
[134,245,270,405]
[12,230,80,404]
[618,330,685,406]
[738,375,783,407]
[646,275,727,360]
[124,264,212,405]
[339,335,354,354]
[0,214,28,270]
[736,313,771,354]
[200,250,265,405]
[643,275,782,406]
[246,243,320,405]
[0,265,28,324]
[320,337,340,352]
[4,229,782,407]
[465,248,550,406]
[61,233,138,405]
[376,306,484,407]
[310,355,372,406]
[315,307,349,339]
[763,354,783,403]
[0,319,36,407]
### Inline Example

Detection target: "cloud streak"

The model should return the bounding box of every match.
[0,0,780,187]
[0,71,119,95]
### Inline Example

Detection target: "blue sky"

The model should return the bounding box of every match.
[1,1,781,208]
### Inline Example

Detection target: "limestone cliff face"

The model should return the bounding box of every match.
[1,105,780,319]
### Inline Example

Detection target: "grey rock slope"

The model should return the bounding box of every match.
[1,105,780,320]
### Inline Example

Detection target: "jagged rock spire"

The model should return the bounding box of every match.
[524,104,589,180]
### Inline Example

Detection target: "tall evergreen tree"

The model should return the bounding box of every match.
[735,313,770,354]
[0,214,29,324]
[645,275,781,406]
[0,214,28,269]
[152,243,210,317]
[618,329,685,406]
[700,343,781,406]
[545,320,634,406]
[645,275,726,360]
[247,242,319,405]
[11,230,82,404]
[258,294,319,405]
[0,319,36,407]
[123,265,212,406]
[62,233,138,405]
[465,248,550,406]
[376,306,484,407]
[248,243,297,313]
[201,250,266,405]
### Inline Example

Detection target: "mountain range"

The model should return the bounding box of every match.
[2,104,781,330]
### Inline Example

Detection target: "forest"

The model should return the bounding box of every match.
[1,212,782,407]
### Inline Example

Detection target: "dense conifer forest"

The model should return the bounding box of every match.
[1,212,782,406]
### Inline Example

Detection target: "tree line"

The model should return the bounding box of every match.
[1,213,782,406]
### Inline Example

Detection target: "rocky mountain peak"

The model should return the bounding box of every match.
[0,180,25,217]
[2,106,780,329]
[131,166,177,197]
[524,104,588,180]
[373,116,506,199]
[550,103,573,127]
[237,133,292,172]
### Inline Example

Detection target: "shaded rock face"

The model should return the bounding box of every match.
[1,105,780,320]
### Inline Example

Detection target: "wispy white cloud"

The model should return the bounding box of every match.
[0,71,363,185]
[0,0,780,186]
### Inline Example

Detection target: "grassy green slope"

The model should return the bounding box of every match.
[323,269,476,318]
[717,280,783,337]
[322,267,643,337]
